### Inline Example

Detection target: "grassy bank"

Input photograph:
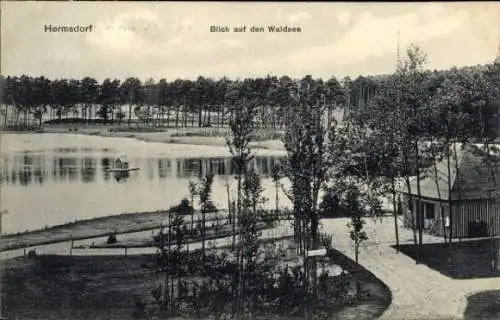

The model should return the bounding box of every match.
[0,209,230,252]
[87,221,276,249]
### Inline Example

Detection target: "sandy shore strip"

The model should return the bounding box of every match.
[1,125,286,151]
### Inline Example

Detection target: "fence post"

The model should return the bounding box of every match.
[125,247,128,257]
[69,236,73,256]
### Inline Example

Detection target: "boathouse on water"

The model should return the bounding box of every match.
[400,143,500,239]
[114,155,129,170]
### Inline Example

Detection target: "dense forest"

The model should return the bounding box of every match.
[1,58,499,136]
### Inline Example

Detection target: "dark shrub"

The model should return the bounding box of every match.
[107,234,117,244]
[27,249,37,258]
[204,200,218,213]
[168,198,193,215]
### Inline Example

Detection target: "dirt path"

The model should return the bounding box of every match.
[321,217,500,320]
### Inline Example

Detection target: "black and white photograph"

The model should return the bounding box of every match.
[1,2,499,319]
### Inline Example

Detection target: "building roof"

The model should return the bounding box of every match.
[401,143,500,201]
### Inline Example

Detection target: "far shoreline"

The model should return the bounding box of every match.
[0,124,286,151]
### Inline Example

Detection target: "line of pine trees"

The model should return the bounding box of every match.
[1,61,498,136]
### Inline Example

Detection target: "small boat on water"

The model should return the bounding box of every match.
[106,168,140,173]
[105,154,140,172]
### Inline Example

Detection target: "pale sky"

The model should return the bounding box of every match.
[1,2,499,82]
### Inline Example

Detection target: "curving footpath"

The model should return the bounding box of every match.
[321,217,500,320]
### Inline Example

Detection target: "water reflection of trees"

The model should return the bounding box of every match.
[55,157,79,182]
[81,157,97,183]
[3,154,100,185]
[2,154,283,185]
[168,156,282,179]
[2,154,49,186]
[158,159,172,179]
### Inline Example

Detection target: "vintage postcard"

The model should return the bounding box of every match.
[1,1,499,319]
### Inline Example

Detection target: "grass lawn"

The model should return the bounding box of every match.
[1,247,391,320]
[464,290,500,320]
[327,248,392,319]
[394,238,500,279]
[1,255,157,320]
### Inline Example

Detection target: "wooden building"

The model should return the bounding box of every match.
[400,143,500,239]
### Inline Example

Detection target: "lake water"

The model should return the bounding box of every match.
[0,133,289,234]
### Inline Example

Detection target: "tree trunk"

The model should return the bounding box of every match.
[183,105,188,127]
[311,211,319,250]
[168,218,174,316]
[227,184,235,249]
[452,143,463,241]
[217,105,221,128]
[275,181,279,221]
[128,103,132,127]
[87,104,91,124]
[355,242,361,300]
[236,172,243,316]
[207,110,211,127]
[175,105,180,128]
[157,108,161,127]
[191,195,195,232]
[392,177,400,248]
[446,147,453,243]
[198,105,203,127]
[201,209,206,258]
[405,175,418,245]
[166,107,171,128]
[4,104,8,126]
[415,139,423,263]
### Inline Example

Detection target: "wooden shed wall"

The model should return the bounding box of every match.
[451,199,500,238]
[402,196,500,238]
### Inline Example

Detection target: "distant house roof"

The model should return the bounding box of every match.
[401,143,500,201]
